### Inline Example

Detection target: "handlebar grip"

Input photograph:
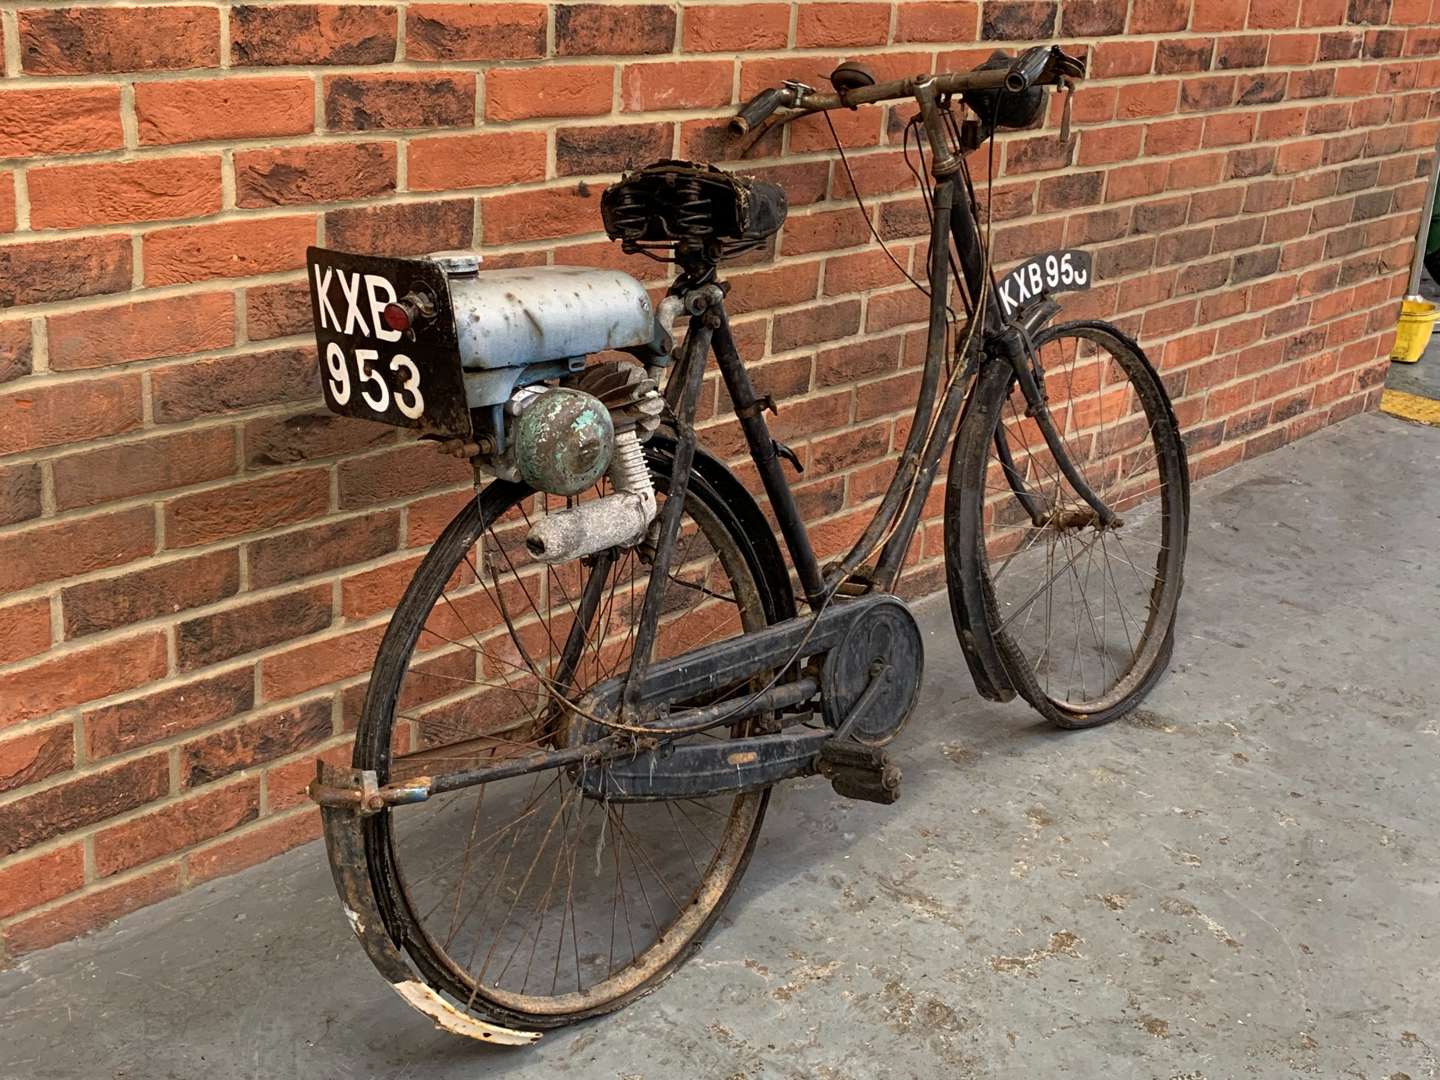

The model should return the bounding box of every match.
[1004,46,1050,93]
[729,87,785,136]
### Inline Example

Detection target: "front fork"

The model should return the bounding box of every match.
[989,315,1120,530]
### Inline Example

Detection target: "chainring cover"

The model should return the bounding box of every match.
[820,596,924,746]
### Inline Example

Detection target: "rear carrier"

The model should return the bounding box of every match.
[306,246,670,562]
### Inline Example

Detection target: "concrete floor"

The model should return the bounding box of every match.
[3,412,1439,1080]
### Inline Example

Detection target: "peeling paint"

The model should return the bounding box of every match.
[392,980,541,1045]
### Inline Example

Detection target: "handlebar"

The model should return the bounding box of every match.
[1004,45,1051,93]
[728,45,1085,136]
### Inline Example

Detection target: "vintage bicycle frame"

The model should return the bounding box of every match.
[312,66,1113,815]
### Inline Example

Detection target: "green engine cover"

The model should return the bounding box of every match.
[512,388,615,496]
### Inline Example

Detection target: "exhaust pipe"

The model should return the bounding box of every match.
[525,430,656,562]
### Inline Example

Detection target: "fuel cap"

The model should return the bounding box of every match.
[428,250,482,275]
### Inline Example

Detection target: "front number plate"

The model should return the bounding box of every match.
[997,249,1093,318]
[306,246,472,439]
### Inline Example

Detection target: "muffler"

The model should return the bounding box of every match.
[525,429,656,562]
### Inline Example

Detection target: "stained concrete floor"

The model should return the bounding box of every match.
[3,412,1439,1080]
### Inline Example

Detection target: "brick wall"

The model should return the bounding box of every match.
[0,0,1435,958]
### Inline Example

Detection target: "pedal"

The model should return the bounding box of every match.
[817,738,901,805]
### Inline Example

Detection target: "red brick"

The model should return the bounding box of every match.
[0,722,71,800]
[236,142,396,207]
[325,199,473,257]
[0,234,132,308]
[151,345,318,424]
[181,699,332,786]
[52,427,235,513]
[895,2,980,41]
[0,751,168,855]
[247,510,400,589]
[0,844,84,921]
[20,7,219,74]
[0,172,12,234]
[556,4,675,55]
[481,184,603,243]
[29,155,221,229]
[165,468,330,549]
[62,549,241,638]
[3,633,169,742]
[47,292,234,371]
[144,215,316,286]
[0,463,41,527]
[1062,0,1128,34]
[1079,126,1143,166]
[84,667,256,759]
[408,131,547,191]
[727,261,824,313]
[1118,81,1181,119]
[817,336,903,387]
[176,584,332,673]
[0,597,50,666]
[245,280,312,342]
[3,864,181,956]
[324,72,474,130]
[1089,40,1155,78]
[341,552,425,618]
[797,3,891,46]
[260,623,386,700]
[187,808,321,884]
[782,208,872,256]
[0,319,29,384]
[244,409,395,469]
[1193,0,1248,28]
[0,507,153,596]
[94,778,261,877]
[485,65,613,121]
[3,377,146,460]
[406,3,546,60]
[135,77,315,145]
[1130,0,1189,31]
[336,441,471,508]
[0,86,123,159]
[230,4,396,65]
[683,4,789,51]
[621,60,734,110]
[557,122,673,175]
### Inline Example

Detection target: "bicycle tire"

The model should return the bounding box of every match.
[946,319,1189,729]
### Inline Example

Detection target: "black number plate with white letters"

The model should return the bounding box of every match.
[997,249,1093,317]
[306,246,472,439]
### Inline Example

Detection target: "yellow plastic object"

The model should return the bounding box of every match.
[1390,297,1439,363]
[1381,388,1440,427]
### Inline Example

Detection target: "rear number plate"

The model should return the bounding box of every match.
[997,249,1093,317]
[306,246,472,438]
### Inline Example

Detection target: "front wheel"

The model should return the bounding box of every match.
[947,320,1189,729]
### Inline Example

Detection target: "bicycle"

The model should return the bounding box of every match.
[305,44,1190,1043]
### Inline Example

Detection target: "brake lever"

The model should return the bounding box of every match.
[1052,48,1087,80]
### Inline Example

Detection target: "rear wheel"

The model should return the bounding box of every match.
[354,443,788,1029]
[947,320,1189,729]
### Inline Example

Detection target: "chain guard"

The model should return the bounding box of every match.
[820,596,924,746]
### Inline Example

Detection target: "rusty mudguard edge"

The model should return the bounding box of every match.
[316,762,541,1046]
